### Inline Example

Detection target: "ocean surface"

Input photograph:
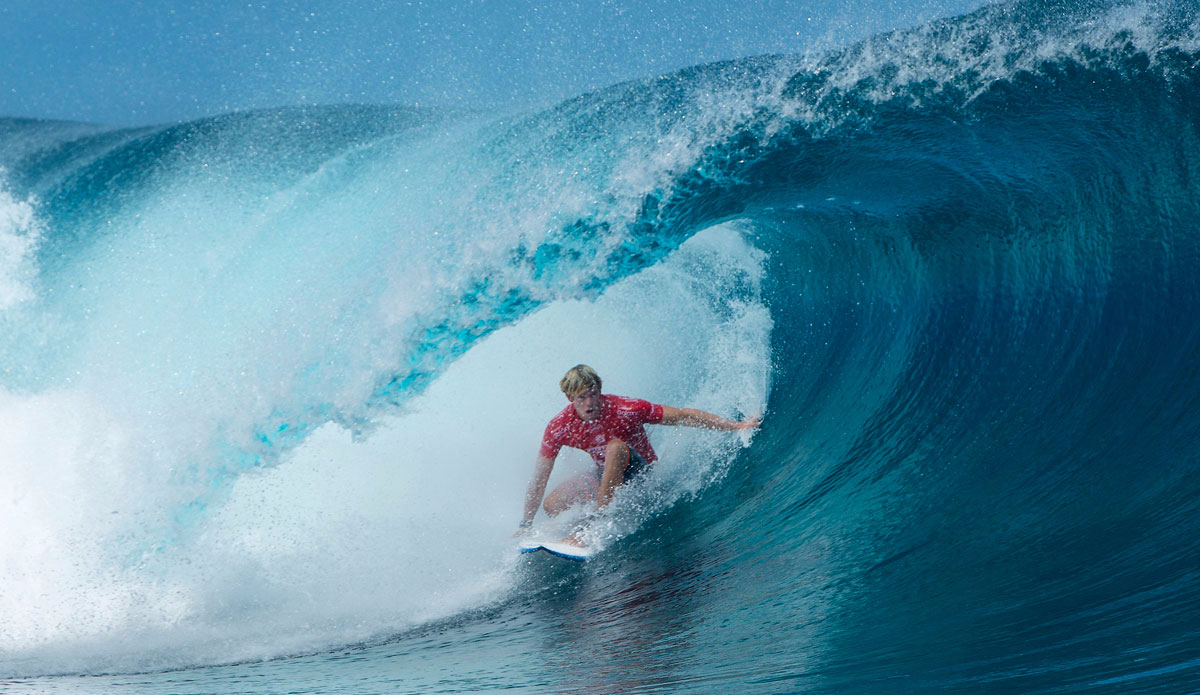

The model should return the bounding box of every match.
[3,1,1200,692]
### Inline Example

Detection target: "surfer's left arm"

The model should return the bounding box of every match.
[517,454,557,535]
[659,406,761,431]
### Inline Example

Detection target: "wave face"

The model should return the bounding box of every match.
[4,2,1200,691]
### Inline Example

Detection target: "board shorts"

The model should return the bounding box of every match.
[625,446,651,480]
[568,445,651,503]
[581,445,650,490]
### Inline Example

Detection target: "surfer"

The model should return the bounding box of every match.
[517,364,760,536]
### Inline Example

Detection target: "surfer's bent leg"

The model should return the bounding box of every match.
[543,440,640,515]
[597,439,631,509]
[542,468,601,516]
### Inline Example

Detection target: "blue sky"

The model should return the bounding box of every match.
[1,0,988,126]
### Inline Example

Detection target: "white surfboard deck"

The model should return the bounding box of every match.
[518,539,594,562]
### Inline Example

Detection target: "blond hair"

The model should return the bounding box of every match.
[559,364,602,398]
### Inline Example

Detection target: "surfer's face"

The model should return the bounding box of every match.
[570,387,603,421]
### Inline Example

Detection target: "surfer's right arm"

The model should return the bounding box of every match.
[659,406,762,431]
[518,454,557,534]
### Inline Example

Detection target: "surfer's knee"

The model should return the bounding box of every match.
[543,474,598,516]
[604,438,630,464]
[543,483,572,515]
[543,489,567,516]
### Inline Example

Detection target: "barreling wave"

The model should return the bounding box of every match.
[3,1,1200,690]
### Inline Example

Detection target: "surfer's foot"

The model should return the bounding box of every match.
[559,532,585,547]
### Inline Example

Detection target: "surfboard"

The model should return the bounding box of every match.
[518,539,594,562]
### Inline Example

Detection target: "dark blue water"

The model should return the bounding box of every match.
[3,1,1200,692]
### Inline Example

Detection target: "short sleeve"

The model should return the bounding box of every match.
[625,397,663,424]
[539,421,564,459]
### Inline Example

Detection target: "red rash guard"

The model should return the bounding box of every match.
[539,394,664,469]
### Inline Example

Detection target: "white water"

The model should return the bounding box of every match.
[0,223,771,677]
[0,173,40,310]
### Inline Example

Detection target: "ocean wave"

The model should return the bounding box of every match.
[3,1,1200,689]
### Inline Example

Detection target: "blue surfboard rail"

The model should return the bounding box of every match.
[518,541,592,562]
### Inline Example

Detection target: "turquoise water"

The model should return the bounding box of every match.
[4,1,1200,692]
